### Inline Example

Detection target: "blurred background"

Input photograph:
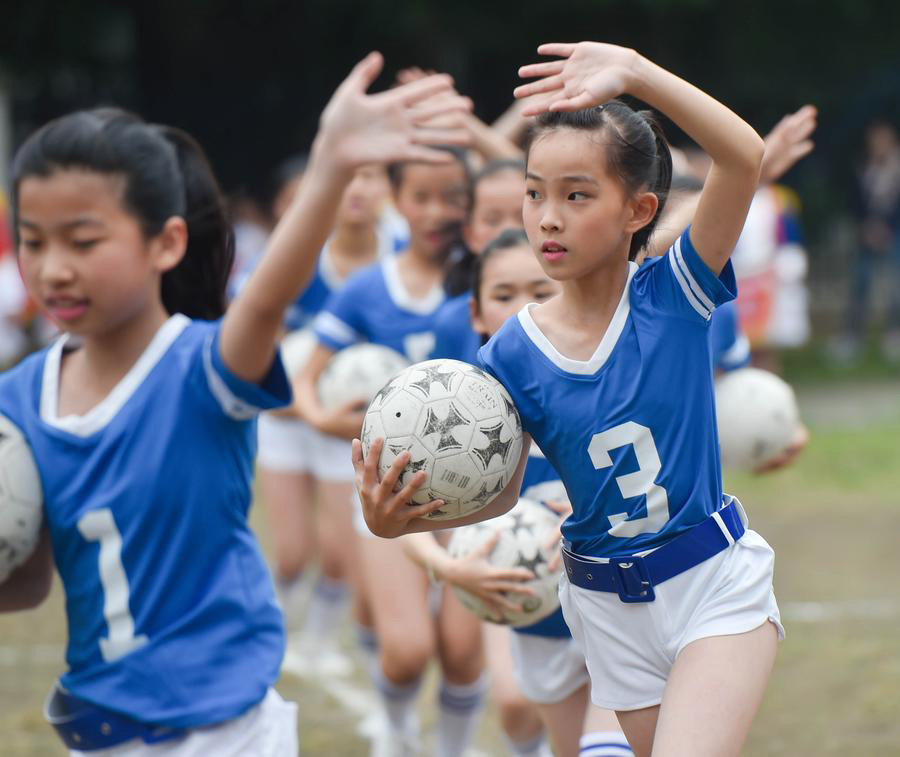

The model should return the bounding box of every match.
[0,1,898,754]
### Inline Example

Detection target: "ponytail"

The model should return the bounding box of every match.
[11,108,232,320]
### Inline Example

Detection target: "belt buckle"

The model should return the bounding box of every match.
[612,555,655,603]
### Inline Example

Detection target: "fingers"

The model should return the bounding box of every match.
[406,496,447,520]
[361,436,385,490]
[410,95,473,125]
[378,448,411,498]
[542,498,572,515]
[536,42,577,58]
[517,60,566,80]
[390,73,456,108]
[340,51,385,96]
[411,126,472,148]
[518,92,564,116]
[549,91,597,112]
[472,532,501,559]
[513,74,565,100]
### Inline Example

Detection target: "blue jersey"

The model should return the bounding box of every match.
[513,446,571,639]
[314,255,446,362]
[710,300,750,372]
[0,316,291,728]
[478,228,736,558]
[430,293,482,364]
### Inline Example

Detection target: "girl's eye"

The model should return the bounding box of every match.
[491,294,513,303]
[568,192,589,201]
[526,189,540,200]
[73,239,101,250]
[20,239,42,251]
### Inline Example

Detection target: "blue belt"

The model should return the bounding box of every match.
[44,683,187,751]
[561,499,746,603]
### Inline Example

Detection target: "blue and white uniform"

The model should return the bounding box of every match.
[478,228,782,710]
[315,255,446,364]
[0,316,296,736]
[430,293,482,365]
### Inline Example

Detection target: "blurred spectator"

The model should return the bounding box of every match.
[833,119,900,363]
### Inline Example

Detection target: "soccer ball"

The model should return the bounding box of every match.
[715,367,800,471]
[360,359,523,521]
[280,328,317,379]
[0,414,43,584]
[447,497,562,627]
[318,344,410,410]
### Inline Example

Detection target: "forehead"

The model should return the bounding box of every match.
[482,244,545,283]
[18,169,127,222]
[475,170,523,206]
[399,160,467,190]
[528,128,608,179]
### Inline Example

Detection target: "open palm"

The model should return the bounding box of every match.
[318,52,472,168]
[514,42,639,116]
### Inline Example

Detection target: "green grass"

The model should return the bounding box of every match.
[1,383,899,755]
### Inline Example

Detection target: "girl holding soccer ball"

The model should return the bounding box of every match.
[0,53,469,755]
[357,41,783,757]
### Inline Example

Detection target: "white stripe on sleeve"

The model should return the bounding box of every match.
[203,334,265,420]
[668,247,711,320]
[314,312,359,346]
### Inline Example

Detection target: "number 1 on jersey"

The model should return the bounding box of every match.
[588,421,670,537]
[78,509,148,662]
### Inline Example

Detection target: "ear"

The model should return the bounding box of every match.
[624,191,659,235]
[149,217,189,274]
[469,296,487,337]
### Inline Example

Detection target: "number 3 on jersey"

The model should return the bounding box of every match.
[587,421,670,537]
[78,509,148,662]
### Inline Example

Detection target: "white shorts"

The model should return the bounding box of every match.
[560,529,784,711]
[70,688,298,757]
[508,631,590,704]
[257,414,354,481]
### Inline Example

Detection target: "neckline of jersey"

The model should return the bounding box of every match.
[381,255,445,315]
[39,314,191,437]
[516,262,637,376]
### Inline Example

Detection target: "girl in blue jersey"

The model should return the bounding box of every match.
[357,42,783,757]
[0,53,469,755]
[408,231,632,757]
[296,149,490,757]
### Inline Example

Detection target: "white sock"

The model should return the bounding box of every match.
[374,667,421,737]
[504,731,553,757]
[300,575,348,639]
[275,571,309,628]
[435,675,489,757]
[579,729,633,756]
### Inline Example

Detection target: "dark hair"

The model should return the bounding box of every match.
[525,100,673,261]
[472,158,525,188]
[471,227,530,310]
[11,108,233,320]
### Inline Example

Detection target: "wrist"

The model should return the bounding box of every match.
[308,134,357,183]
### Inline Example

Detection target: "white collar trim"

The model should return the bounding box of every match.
[381,255,445,315]
[40,314,191,436]
[517,262,636,376]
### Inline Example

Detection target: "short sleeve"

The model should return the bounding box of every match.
[313,283,365,351]
[710,301,751,372]
[430,295,471,360]
[643,226,737,323]
[203,323,292,421]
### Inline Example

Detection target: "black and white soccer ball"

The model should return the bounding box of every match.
[715,367,800,471]
[360,359,523,521]
[447,497,562,627]
[318,344,410,410]
[0,414,43,584]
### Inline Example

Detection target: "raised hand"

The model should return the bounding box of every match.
[759,105,817,184]
[317,52,472,170]
[514,42,639,116]
[352,436,445,538]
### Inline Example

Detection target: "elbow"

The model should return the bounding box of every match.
[742,132,766,179]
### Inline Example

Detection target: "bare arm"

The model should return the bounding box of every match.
[0,527,53,613]
[294,343,366,439]
[219,53,471,383]
[515,42,765,275]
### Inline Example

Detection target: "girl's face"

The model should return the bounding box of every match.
[16,169,184,337]
[393,161,469,258]
[471,244,561,337]
[464,169,524,254]
[336,164,390,228]
[523,129,655,280]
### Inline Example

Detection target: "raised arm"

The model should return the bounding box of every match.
[515,42,765,275]
[220,53,471,382]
